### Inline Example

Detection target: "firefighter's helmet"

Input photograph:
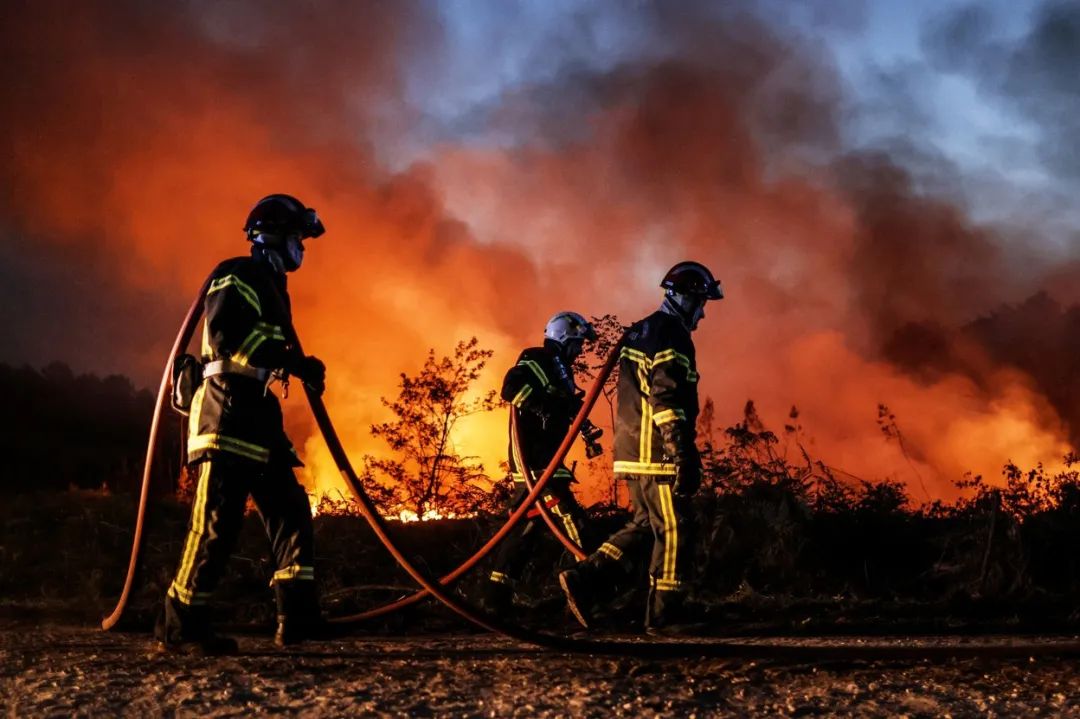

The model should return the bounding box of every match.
[544,312,597,346]
[660,261,723,300]
[243,194,325,241]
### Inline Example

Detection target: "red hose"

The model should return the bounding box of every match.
[328,341,618,623]
[101,277,210,631]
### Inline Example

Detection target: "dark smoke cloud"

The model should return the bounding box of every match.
[2,0,1078,500]
[0,0,441,383]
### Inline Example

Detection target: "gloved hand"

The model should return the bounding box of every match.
[291,355,326,395]
[673,455,702,496]
[658,417,701,495]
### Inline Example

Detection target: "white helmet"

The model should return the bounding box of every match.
[544,311,597,346]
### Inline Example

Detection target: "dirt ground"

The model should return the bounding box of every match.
[3,623,1080,717]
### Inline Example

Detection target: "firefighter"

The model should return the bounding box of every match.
[558,261,722,633]
[478,311,603,613]
[155,194,328,655]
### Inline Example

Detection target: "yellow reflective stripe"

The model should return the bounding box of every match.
[167,581,212,606]
[200,317,211,357]
[598,542,624,561]
[518,359,550,387]
[511,384,533,408]
[652,408,686,426]
[511,467,573,482]
[613,461,676,475]
[549,499,583,549]
[489,571,512,585]
[254,321,285,340]
[620,347,651,393]
[271,564,315,584]
[652,348,692,370]
[189,434,271,463]
[687,370,699,383]
[658,483,677,584]
[208,275,261,315]
[234,322,286,365]
[174,462,211,598]
[640,398,652,463]
[655,578,685,591]
[233,329,265,366]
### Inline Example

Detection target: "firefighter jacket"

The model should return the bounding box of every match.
[187,256,300,466]
[613,310,700,478]
[502,344,581,484]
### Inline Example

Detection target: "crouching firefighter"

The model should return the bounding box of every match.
[559,261,723,634]
[478,312,604,613]
[156,194,330,655]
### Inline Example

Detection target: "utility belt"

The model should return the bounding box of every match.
[202,359,272,383]
[171,354,276,416]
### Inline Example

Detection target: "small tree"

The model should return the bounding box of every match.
[367,337,500,517]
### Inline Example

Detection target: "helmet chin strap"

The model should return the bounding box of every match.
[660,292,704,331]
[253,244,288,274]
[252,236,302,273]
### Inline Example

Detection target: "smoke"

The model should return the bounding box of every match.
[1,0,1076,504]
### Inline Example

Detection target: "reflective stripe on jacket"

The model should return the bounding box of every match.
[501,345,581,481]
[613,310,699,477]
[187,256,299,466]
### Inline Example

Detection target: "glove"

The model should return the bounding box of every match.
[291,355,326,395]
[673,455,702,496]
[658,418,701,495]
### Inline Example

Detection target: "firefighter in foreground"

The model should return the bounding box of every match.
[558,261,722,633]
[156,194,328,654]
[478,312,604,613]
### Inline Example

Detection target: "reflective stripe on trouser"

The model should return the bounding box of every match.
[488,483,591,585]
[163,455,314,640]
[587,476,694,594]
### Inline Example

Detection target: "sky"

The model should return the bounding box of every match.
[3,0,1080,505]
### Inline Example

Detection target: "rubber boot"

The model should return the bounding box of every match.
[154,599,238,656]
[274,581,327,647]
[477,578,514,615]
[558,567,596,629]
[645,589,707,636]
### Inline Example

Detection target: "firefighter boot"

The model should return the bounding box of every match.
[274,581,326,647]
[559,556,626,629]
[477,575,514,615]
[154,600,239,656]
[645,589,707,637]
[558,567,595,629]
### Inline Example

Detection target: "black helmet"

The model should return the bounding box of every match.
[243,194,325,241]
[660,261,723,300]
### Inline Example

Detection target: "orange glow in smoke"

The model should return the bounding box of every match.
[4,2,1076,511]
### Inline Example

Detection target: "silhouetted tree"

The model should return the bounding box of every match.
[366,338,500,517]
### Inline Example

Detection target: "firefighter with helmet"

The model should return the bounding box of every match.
[558,261,722,633]
[478,311,604,613]
[156,194,329,654]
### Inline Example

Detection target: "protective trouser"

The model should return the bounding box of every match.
[159,454,314,643]
[488,479,591,589]
[584,476,695,623]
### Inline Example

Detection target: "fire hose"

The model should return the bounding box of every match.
[100,272,614,643]
[102,276,1080,659]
